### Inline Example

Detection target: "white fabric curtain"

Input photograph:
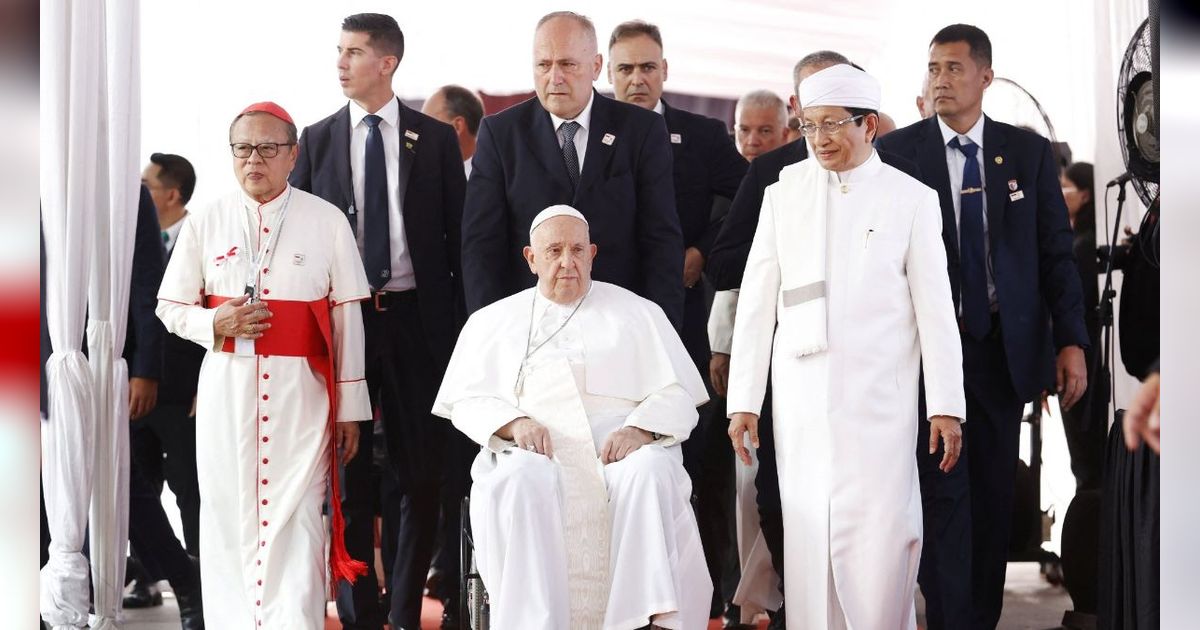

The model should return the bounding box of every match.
[40,1,140,628]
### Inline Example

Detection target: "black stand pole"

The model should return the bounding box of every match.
[1085,179,1129,423]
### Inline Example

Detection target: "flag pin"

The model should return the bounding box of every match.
[405,129,420,141]
[602,133,616,145]
[1008,179,1018,191]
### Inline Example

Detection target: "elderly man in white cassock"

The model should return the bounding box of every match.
[726,65,966,629]
[157,102,372,628]
[433,205,712,630]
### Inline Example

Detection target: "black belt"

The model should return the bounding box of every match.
[369,289,417,312]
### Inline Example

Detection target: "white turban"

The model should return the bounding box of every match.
[529,204,589,241]
[799,64,881,111]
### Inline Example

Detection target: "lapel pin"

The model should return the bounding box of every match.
[405,142,414,150]
[602,133,616,146]
[994,155,1004,165]
[1009,190,1025,202]
[1008,179,1018,191]
[405,129,420,141]
[670,133,682,144]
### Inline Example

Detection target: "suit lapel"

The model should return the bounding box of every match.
[330,106,355,214]
[395,99,418,212]
[576,91,617,203]
[919,117,959,265]
[661,100,685,163]
[524,102,575,194]
[982,116,1009,251]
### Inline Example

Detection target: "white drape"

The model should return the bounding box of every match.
[40,2,140,628]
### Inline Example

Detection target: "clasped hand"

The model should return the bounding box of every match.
[213,294,272,339]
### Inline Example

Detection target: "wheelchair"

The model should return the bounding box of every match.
[460,495,490,630]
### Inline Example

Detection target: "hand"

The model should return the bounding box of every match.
[128,377,158,420]
[600,426,654,464]
[683,247,705,288]
[1123,372,1160,453]
[336,422,360,465]
[728,412,760,466]
[497,417,554,458]
[929,415,963,473]
[212,294,273,339]
[709,353,731,398]
[188,396,197,418]
[1056,345,1087,411]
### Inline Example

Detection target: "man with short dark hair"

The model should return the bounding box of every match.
[876,23,1088,629]
[290,12,468,630]
[607,19,748,624]
[158,101,372,629]
[462,10,684,327]
[422,85,484,177]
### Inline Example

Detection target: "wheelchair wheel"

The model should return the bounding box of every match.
[460,495,489,629]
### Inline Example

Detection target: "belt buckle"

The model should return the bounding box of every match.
[373,291,389,312]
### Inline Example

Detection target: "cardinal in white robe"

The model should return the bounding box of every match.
[726,65,967,630]
[433,205,712,630]
[156,102,372,629]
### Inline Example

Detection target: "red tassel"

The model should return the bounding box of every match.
[328,441,368,591]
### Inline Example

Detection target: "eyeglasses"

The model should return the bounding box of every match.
[229,142,294,159]
[798,115,864,138]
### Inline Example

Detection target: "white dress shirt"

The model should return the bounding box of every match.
[463,156,473,180]
[161,212,187,254]
[548,91,595,172]
[937,113,997,309]
[349,96,415,291]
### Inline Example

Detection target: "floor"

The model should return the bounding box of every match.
[120,562,1073,630]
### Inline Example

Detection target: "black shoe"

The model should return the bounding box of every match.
[123,580,162,609]
[175,584,204,630]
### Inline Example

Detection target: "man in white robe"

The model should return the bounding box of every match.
[726,65,967,630]
[433,205,711,630]
[157,102,373,629]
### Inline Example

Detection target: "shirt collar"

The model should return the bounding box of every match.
[548,90,595,134]
[937,112,985,150]
[829,149,883,185]
[652,100,664,115]
[349,95,400,130]
[533,280,591,319]
[241,183,291,213]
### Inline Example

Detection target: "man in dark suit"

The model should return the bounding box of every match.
[289,13,467,630]
[876,24,1088,630]
[706,51,922,629]
[606,19,748,622]
[462,11,684,327]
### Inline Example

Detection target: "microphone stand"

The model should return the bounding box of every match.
[1087,178,1129,427]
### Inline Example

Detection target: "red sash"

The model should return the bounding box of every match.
[206,295,368,588]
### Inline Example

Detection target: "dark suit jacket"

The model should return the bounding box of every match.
[462,91,685,326]
[661,100,748,364]
[290,99,467,363]
[41,187,165,414]
[877,115,1087,399]
[707,140,922,291]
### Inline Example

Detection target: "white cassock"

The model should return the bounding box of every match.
[433,281,712,630]
[157,185,372,629]
[727,151,965,629]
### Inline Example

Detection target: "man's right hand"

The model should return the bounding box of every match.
[496,416,554,459]
[728,412,759,466]
[710,353,731,397]
[213,294,272,339]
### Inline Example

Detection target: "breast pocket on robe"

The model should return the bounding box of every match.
[855,228,908,285]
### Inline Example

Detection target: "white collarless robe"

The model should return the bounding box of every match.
[157,186,371,629]
[727,152,965,629]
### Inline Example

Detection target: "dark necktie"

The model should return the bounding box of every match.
[558,121,581,189]
[950,136,990,340]
[363,114,391,290]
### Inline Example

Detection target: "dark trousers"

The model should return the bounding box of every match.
[336,293,463,630]
[1061,343,1107,492]
[918,327,1024,630]
[129,403,200,555]
[683,397,738,608]
[127,440,198,592]
[753,386,785,589]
